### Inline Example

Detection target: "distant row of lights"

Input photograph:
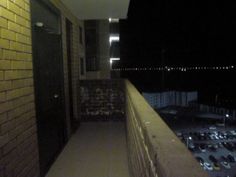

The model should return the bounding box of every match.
[111,66,235,71]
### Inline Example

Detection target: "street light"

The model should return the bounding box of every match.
[223,114,229,127]
[186,136,192,148]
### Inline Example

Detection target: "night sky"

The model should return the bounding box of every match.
[119,1,236,107]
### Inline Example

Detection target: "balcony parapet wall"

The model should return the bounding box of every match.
[125,80,209,177]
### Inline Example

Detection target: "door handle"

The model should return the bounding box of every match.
[54,94,59,98]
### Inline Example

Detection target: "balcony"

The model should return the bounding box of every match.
[46,80,209,177]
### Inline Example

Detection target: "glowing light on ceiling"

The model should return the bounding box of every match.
[109,35,119,44]
[110,57,120,64]
[109,18,119,23]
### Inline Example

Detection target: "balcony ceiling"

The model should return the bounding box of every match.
[61,0,130,20]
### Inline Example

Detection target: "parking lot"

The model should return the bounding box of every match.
[176,127,236,177]
[159,110,236,177]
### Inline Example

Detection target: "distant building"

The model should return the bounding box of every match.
[143,91,198,109]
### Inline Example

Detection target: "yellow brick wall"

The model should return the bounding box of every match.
[1,0,85,175]
[0,1,40,177]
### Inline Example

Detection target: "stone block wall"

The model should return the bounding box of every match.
[80,80,125,121]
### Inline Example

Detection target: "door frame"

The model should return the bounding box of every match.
[65,18,76,132]
[30,0,68,175]
[31,0,68,139]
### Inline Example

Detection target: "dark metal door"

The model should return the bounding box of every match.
[32,28,66,177]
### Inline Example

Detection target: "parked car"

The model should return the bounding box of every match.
[220,161,231,169]
[230,130,236,135]
[228,142,236,151]
[195,156,204,166]
[227,154,236,163]
[203,162,213,171]
[208,144,217,152]
[188,143,197,152]
[223,142,234,152]
[212,162,221,171]
[209,126,216,130]
[215,135,219,140]
[213,144,219,149]
[218,134,224,139]
[199,143,207,152]
[210,134,215,140]
[218,142,224,148]
[221,155,228,162]
[209,155,218,163]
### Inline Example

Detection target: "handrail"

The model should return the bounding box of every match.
[125,80,209,177]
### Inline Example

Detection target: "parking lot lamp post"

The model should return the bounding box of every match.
[187,136,192,148]
[224,114,229,127]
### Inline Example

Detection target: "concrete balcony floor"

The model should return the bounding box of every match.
[46,122,130,177]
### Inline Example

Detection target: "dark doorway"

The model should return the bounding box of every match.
[31,1,67,176]
[32,27,67,177]
[66,19,76,132]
